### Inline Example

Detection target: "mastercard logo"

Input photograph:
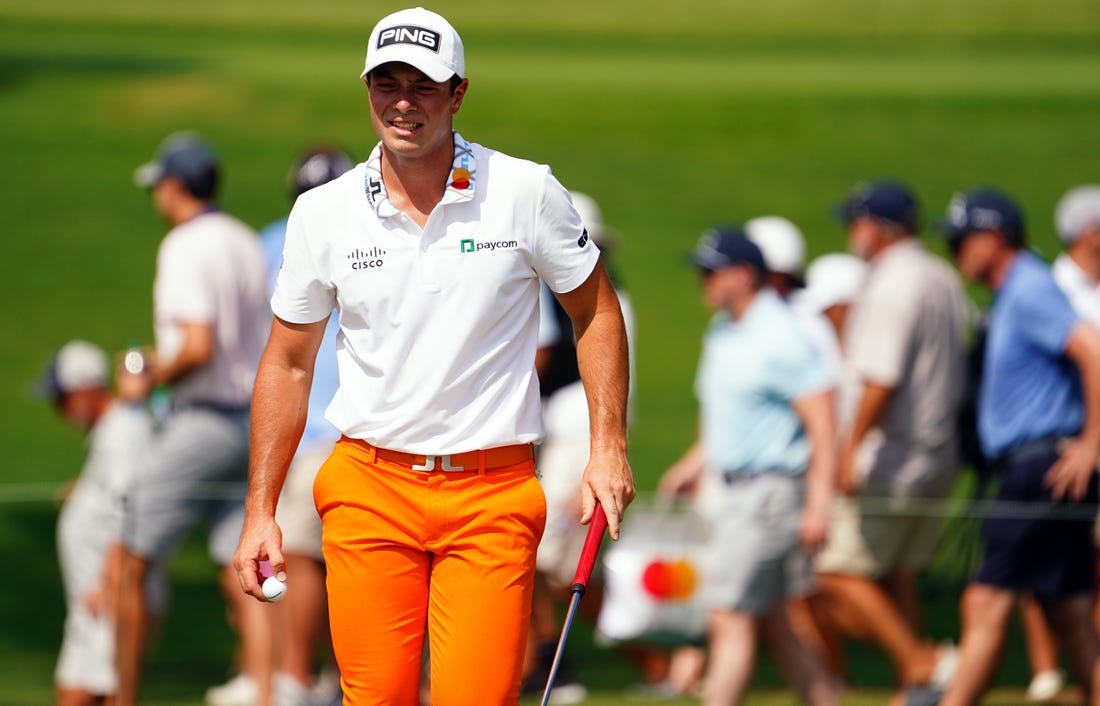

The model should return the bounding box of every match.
[640,559,697,601]
[450,168,471,190]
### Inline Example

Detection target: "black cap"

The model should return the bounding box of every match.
[834,180,920,232]
[939,187,1026,251]
[288,146,355,199]
[133,132,220,199]
[686,225,766,274]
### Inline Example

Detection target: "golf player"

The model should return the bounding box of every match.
[659,228,839,706]
[937,188,1100,706]
[232,7,634,705]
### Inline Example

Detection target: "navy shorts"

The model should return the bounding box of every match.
[975,446,1098,600]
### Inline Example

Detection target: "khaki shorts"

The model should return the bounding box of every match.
[816,495,945,578]
[275,442,334,559]
[697,472,813,616]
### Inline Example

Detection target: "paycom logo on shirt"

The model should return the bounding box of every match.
[460,238,517,253]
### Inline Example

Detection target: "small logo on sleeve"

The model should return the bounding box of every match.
[578,229,589,248]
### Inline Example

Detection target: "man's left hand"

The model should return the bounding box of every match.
[1045,436,1100,502]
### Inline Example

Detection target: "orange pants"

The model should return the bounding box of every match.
[314,437,546,705]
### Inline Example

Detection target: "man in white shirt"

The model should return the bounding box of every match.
[814,181,967,699]
[232,8,634,705]
[1053,185,1100,326]
[115,132,272,706]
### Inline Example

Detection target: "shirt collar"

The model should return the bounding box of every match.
[363,131,477,218]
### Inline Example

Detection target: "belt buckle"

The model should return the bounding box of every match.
[412,454,465,472]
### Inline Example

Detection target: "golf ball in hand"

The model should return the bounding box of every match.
[262,576,287,602]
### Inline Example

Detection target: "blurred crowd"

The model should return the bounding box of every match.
[35,127,1100,706]
[42,135,350,706]
[581,180,1100,706]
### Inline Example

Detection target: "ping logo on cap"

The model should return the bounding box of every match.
[378,25,441,53]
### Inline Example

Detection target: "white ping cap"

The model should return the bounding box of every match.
[1055,185,1100,245]
[361,7,465,83]
[38,340,109,401]
[744,215,806,276]
[800,253,868,314]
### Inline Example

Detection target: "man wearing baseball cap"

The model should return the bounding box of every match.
[813,180,968,698]
[116,131,272,706]
[233,8,634,704]
[659,227,839,706]
[937,188,1100,706]
[1034,184,1100,698]
[38,341,167,706]
[1053,185,1100,328]
[745,215,808,298]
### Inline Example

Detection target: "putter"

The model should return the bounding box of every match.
[540,501,609,706]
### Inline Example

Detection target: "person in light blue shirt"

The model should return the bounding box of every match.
[660,226,839,706]
[938,188,1100,706]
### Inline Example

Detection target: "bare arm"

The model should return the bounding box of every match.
[792,388,837,552]
[233,315,327,600]
[657,439,706,500]
[555,260,636,540]
[1046,323,1100,501]
[839,380,893,494]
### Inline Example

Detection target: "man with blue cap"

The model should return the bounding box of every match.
[659,227,839,706]
[936,188,1100,706]
[814,181,967,700]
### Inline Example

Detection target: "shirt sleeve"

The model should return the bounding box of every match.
[773,331,833,402]
[154,235,215,323]
[270,197,337,324]
[1017,268,1079,355]
[531,168,601,294]
[847,275,919,387]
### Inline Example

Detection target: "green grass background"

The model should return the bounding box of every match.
[2,0,1099,702]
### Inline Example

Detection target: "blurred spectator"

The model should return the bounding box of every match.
[794,253,868,377]
[659,228,839,706]
[115,132,272,706]
[747,216,840,372]
[813,181,966,698]
[1012,184,1100,702]
[524,190,638,703]
[937,188,1100,706]
[257,145,352,706]
[1053,185,1100,326]
[39,341,167,706]
[745,215,807,299]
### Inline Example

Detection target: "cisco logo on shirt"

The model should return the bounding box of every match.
[347,247,386,271]
[459,238,518,253]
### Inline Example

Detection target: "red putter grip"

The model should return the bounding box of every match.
[570,502,608,595]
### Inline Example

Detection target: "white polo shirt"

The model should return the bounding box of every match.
[1053,252,1100,328]
[272,132,600,454]
[154,210,270,408]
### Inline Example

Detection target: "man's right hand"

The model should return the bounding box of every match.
[233,513,286,602]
